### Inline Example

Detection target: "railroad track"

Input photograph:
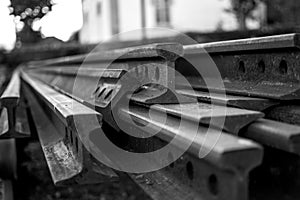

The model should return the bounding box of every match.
[1,34,300,200]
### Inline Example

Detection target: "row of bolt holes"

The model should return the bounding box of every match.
[93,67,161,100]
[94,87,113,100]
[65,128,79,153]
[168,154,219,196]
[238,59,288,74]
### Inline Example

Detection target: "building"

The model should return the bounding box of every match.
[79,0,175,43]
[79,0,265,44]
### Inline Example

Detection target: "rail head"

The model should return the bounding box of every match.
[21,72,102,127]
[244,118,300,155]
[27,43,184,68]
[0,70,21,107]
[184,33,300,54]
[151,103,264,134]
[120,106,263,172]
[22,83,118,185]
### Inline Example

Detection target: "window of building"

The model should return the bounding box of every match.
[153,0,171,26]
[97,2,102,16]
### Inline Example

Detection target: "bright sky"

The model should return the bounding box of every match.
[0,0,16,51]
[0,0,82,51]
[171,0,237,31]
[32,0,83,41]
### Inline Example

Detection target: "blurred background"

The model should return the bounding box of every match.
[0,0,299,68]
[0,0,300,68]
[0,0,300,52]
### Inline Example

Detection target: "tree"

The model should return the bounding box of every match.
[225,0,259,30]
[9,0,53,44]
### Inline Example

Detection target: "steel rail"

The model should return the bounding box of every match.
[22,36,300,199]
[266,105,300,126]
[27,43,184,93]
[148,103,263,134]
[0,70,30,138]
[23,54,265,200]
[119,106,263,200]
[176,90,300,155]
[177,33,300,100]
[0,178,13,200]
[23,42,188,132]
[27,66,187,105]
[0,68,17,200]
[25,65,263,135]
[0,139,16,180]
[25,66,178,130]
[185,33,300,53]
[27,43,183,67]
[242,119,300,155]
[22,72,118,185]
[177,89,277,111]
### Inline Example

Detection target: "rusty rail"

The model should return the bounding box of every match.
[6,35,300,199]
[0,70,30,138]
[177,33,300,100]
[22,73,118,185]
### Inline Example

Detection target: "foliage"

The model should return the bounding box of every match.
[226,0,258,17]
[10,0,52,19]
[9,0,53,43]
[225,0,260,30]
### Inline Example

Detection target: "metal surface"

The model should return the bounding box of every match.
[26,66,182,130]
[22,73,118,185]
[177,34,300,100]
[0,179,13,200]
[25,43,186,129]
[1,70,20,101]
[28,43,183,67]
[0,139,16,179]
[242,119,300,155]
[150,103,263,134]
[16,34,300,199]
[0,67,8,96]
[130,84,194,105]
[0,70,30,139]
[266,105,300,126]
[119,106,263,200]
[28,43,183,92]
[177,89,277,111]
[185,33,300,53]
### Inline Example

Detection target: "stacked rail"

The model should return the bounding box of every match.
[0,68,28,200]
[1,34,300,200]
